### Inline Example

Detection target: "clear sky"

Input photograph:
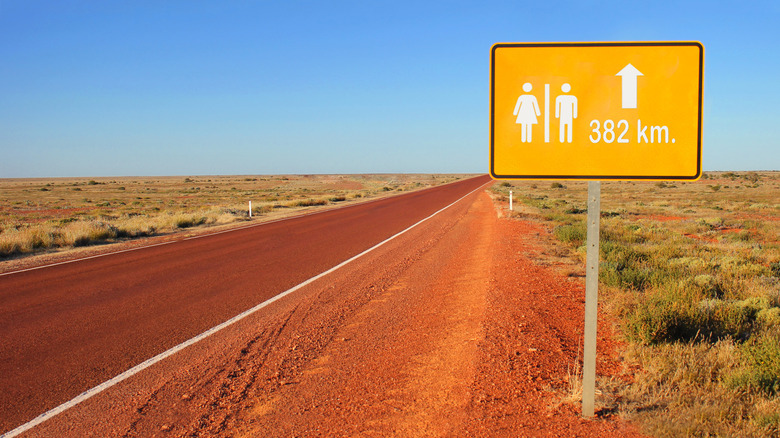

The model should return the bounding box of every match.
[1,0,778,177]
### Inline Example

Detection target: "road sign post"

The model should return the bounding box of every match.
[489,41,703,418]
[582,181,601,417]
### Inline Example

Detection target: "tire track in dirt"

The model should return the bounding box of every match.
[233,189,497,437]
[120,307,298,437]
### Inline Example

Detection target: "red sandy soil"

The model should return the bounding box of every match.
[23,190,642,437]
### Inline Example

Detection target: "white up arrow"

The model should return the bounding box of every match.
[616,63,643,109]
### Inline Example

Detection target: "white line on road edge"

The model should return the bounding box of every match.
[1,181,490,438]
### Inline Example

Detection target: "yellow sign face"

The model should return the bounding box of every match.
[490,42,703,180]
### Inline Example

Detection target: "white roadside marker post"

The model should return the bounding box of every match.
[509,190,513,211]
[582,181,601,417]
[249,201,252,218]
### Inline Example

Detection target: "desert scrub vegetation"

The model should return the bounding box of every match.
[0,174,469,260]
[492,172,780,437]
[0,209,233,257]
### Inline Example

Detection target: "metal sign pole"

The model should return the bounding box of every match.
[582,181,601,417]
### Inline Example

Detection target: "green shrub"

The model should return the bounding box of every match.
[701,299,757,340]
[757,307,780,329]
[601,223,649,245]
[624,292,700,344]
[727,334,780,395]
[602,264,652,290]
[564,206,586,214]
[600,241,654,290]
[692,274,724,299]
[523,197,552,210]
[624,289,764,345]
[553,223,586,247]
[543,212,576,224]
[729,230,753,242]
[770,261,780,277]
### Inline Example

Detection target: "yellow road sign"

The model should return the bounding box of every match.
[490,42,704,180]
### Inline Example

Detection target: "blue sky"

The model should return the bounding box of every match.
[1,0,778,177]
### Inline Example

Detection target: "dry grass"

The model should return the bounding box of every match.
[0,174,469,260]
[492,171,780,437]
[562,343,584,405]
[609,339,780,437]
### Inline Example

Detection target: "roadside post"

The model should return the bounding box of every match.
[489,42,703,417]
[582,180,600,416]
[249,201,252,218]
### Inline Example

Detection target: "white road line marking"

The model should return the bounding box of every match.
[1,182,489,438]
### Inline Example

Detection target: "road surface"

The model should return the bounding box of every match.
[0,175,490,434]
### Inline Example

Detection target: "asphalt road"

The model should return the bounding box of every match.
[0,174,491,434]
